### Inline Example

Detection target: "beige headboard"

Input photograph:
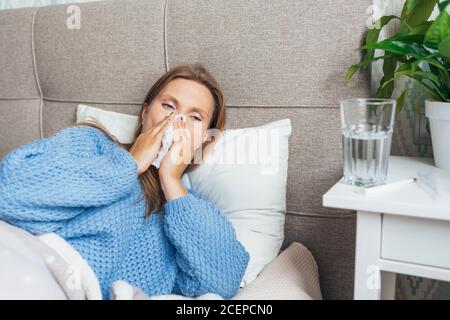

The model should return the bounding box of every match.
[0,0,371,299]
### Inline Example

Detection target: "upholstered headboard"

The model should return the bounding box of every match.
[0,0,372,299]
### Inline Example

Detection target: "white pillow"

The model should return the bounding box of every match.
[76,104,139,144]
[76,104,291,287]
[182,119,291,287]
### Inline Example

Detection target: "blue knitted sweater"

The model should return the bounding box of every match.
[0,125,249,299]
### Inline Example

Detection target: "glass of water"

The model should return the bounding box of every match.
[340,98,396,187]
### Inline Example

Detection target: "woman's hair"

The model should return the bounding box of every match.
[76,64,227,217]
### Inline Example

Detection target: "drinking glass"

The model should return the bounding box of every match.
[340,98,396,187]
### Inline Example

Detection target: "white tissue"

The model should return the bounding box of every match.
[151,114,186,169]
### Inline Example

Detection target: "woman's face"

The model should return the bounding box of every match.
[141,78,214,150]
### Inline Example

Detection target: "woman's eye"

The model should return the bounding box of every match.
[190,115,202,121]
[162,103,175,110]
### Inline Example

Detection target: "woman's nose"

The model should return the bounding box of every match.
[172,112,188,124]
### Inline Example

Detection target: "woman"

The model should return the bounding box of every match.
[0,64,250,299]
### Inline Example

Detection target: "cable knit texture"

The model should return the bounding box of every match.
[0,125,250,299]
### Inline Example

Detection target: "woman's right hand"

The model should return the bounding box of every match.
[129,112,174,175]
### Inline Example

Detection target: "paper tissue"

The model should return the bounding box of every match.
[151,113,187,169]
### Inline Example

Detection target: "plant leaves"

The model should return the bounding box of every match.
[424,9,450,48]
[345,16,398,84]
[363,40,431,58]
[376,54,397,98]
[402,0,419,16]
[396,90,409,113]
[412,55,449,72]
[346,0,450,103]
[362,15,399,60]
[389,31,426,43]
[408,74,446,100]
[409,21,433,35]
[401,0,438,31]
[439,36,450,58]
[439,0,450,12]
[344,56,386,83]
[378,77,396,92]
[432,60,450,98]
[395,62,447,99]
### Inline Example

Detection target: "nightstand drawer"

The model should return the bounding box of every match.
[381,215,450,269]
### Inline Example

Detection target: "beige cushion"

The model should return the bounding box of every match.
[110,241,323,300]
[232,242,322,300]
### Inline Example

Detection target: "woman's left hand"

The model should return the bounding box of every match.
[158,117,195,200]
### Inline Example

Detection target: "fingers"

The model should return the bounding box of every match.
[172,117,195,154]
[162,117,197,167]
[146,111,174,135]
[155,112,174,131]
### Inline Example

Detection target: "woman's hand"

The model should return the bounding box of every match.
[158,117,195,200]
[129,112,174,175]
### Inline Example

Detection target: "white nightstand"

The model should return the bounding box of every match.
[322,156,450,300]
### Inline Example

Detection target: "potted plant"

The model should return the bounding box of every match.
[345,0,450,170]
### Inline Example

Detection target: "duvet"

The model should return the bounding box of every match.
[0,220,322,300]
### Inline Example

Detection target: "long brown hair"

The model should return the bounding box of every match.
[75,64,226,217]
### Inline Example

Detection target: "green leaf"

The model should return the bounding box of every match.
[411,55,449,72]
[397,74,442,100]
[424,61,450,100]
[424,9,450,48]
[409,21,433,35]
[402,0,418,16]
[395,63,438,82]
[401,0,438,31]
[388,31,426,43]
[362,15,399,60]
[378,77,396,92]
[396,90,409,112]
[410,52,437,66]
[345,16,398,85]
[395,62,447,99]
[413,94,423,113]
[363,40,431,58]
[344,56,386,83]
[414,71,441,85]
[410,76,445,100]
[376,54,397,98]
[439,36,450,58]
[438,0,450,12]
[434,62,450,96]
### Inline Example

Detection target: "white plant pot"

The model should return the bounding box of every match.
[425,100,450,171]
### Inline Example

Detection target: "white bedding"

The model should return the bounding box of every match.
[0,220,322,300]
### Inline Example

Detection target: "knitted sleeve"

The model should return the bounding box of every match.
[0,125,138,222]
[163,192,250,299]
